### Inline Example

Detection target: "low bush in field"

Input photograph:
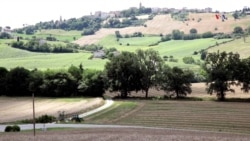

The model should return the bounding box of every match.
[21,115,56,123]
[5,125,21,132]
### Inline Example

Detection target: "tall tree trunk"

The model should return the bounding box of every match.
[121,89,128,99]
[218,90,225,101]
[175,90,179,99]
[145,88,149,98]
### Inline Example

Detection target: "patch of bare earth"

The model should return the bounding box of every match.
[0,97,103,123]
[1,128,250,141]
[105,82,250,99]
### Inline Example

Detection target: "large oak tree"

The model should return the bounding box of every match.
[105,51,143,98]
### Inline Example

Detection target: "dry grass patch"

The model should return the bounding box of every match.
[74,14,250,45]
[0,97,103,123]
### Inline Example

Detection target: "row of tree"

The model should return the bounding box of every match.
[105,49,195,98]
[0,49,196,99]
[161,26,250,41]
[0,65,105,97]
[15,16,102,35]
[1,49,250,101]
[11,38,78,53]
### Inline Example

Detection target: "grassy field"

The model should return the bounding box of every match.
[98,35,232,69]
[0,35,243,70]
[1,13,250,70]
[14,29,82,42]
[0,40,107,70]
[208,36,250,58]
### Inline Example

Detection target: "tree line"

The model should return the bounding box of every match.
[11,37,78,53]
[15,16,102,35]
[1,49,250,101]
[0,65,105,97]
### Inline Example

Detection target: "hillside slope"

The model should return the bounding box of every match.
[74,13,250,45]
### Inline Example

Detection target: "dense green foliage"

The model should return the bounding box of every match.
[5,125,20,132]
[136,49,164,98]
[0,32,12,39]
[105,50,195,98]
[203,51,250,101]
[183,56,195,64]
[11,38,77,53]
[105,52,143,98]
[36,115,56,123]
[0,66,105,97]
[160,66,194,98]
[120,7,152,17]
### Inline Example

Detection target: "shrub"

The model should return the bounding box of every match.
[5,125,21,132]
[190,28,197,34]
[4,126,13,132]
[124,34,130,38]
[233,26,243,34]
[82,29,95,36]
[36,114,56,123]
[46,36,57,41]
[0,32,12,39]
[183,56,195,64]
[12,125,21,132]
[161,34,172,41]
[202,32,214,38]
[193,51,198,55]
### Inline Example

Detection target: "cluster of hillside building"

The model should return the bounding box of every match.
[0,26,12,34]
[90,3,250,20]
[91,3,213,19]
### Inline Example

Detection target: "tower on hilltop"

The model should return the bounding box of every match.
[60,16,62,23]
[139,2,142,9]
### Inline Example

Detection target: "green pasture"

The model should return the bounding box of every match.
[98,35,232,70]
[1,31,249,71]
[208,36,250,58]
[0,41,106,70]
[98,35,160,52]
[118,36,161,46]
[14,29,82,42]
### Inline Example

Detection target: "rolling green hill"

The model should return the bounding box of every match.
[208,36,250,58]
[0,39,107,70]
[1,13,250,70]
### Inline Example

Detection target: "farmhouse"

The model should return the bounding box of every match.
[93,50,105,58]
[243,7,250,15]
[1,26,12,34]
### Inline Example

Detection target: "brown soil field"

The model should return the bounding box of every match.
[105,82,250,99]
[74,13,250,45]
[1,128,250,141]
[0,97,103,123]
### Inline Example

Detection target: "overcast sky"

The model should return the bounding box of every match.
[1,0,249,29]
